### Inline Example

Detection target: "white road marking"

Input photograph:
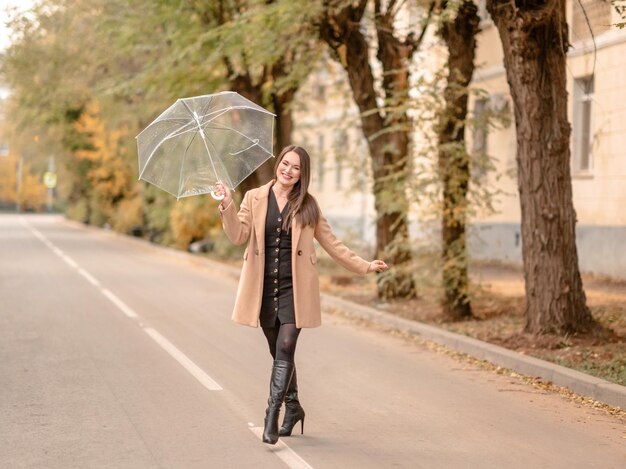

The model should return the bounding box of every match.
[101,288,138,319]
[144,328,223,391]
[249,427,313,469]
[22,218,222,391]
[77,267,100,287]
[61,254,78,268]
[21,217,315,467]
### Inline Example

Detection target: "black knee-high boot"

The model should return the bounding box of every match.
[262,360,294,444]
[279,367,305,437]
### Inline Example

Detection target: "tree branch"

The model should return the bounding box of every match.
[487,0,559,28]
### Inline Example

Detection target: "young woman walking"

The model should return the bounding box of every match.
[215,145,388,445]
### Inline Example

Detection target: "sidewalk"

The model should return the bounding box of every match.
[65,218,626,410]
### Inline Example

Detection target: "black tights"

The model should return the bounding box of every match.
[262,320,301,363]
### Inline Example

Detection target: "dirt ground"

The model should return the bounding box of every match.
[318,261,626,386]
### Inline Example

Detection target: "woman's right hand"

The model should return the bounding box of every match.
[214,181,232,208]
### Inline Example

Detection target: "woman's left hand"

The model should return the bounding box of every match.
[367,260,389,273]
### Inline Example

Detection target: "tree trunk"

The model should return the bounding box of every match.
[320,1,416,299]
[230,74,275,194]
[272,59,296,152]
[437,1,480,320]
[486,0,596,334]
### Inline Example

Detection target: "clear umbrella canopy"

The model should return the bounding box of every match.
[137,91,275,199]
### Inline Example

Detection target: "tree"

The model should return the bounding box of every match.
[3,0,325,244]
[72,101,133,225]
[0,154,46,210]
[192,0,322,192]
[486,0,596,334]
[319,0,435,299]
[436,0,480,320]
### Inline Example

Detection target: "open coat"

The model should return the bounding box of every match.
[219,180,370,328]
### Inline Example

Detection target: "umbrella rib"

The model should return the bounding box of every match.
[136,116,195,139]
[176,131,197,199]
[206,123,273,156]
[196,95,214,128]
[138,122,196,180]
[138,117,201,180]
[205,134,235,189]
[180,100,222,185]
[195,105,274,127]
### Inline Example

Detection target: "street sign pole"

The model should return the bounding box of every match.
[46,155,55,213]
[16,156,22,213]
[43,155,57,213]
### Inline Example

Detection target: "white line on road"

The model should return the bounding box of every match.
[77,267,101,287]
[61,254,78,268]
[144,328,223,391]
[101,288,138,319]
[249,427,314,469]
[21,217,222,391]
[21,217,314,468]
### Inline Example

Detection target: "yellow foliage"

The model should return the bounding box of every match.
[20,169,47,210]
[169,198,218,249]
[111,194,144,234]
[0,156,18,201]
[0,155,46,210]
[73,101,131,211]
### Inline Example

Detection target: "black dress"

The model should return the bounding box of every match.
[259,190,295,327]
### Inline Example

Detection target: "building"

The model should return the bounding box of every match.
[293,1,626,279]
[470,0,626,278]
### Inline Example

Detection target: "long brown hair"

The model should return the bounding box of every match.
[274,145,319,230]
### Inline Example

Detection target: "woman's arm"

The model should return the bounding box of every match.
[314,213,388,275]
[217,183,252,246]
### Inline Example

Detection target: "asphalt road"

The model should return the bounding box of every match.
[1,214,624,469]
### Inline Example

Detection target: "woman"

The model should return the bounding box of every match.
[215,145,388,445]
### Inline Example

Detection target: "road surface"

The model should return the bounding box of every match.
[1,214,624,468]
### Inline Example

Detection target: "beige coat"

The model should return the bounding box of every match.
[219,180,370,328]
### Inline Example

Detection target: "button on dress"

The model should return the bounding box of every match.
[259,190,295,327]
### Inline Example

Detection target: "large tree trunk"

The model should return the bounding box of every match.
[320,0,416,299]
[486,0,596,334]
[437,1,480,320]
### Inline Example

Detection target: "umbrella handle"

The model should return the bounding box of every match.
[210,191,225,201]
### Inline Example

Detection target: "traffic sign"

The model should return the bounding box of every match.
[43,171,57,189]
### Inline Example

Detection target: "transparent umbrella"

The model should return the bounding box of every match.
[136,91,275,200]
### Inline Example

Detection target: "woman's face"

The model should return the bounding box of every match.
[275,151,301,189]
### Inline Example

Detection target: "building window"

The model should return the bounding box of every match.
[317,134,325,189]
[572,76,594,174]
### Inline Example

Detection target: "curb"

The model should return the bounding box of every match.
[62,217,626,409]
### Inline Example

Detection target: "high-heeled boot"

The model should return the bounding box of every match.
[262,360,294,445]
[279,367,305,437]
